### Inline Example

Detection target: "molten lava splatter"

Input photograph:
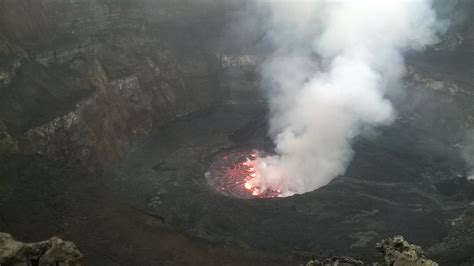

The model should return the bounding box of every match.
[205,149,282,199]
[244,181,252,190]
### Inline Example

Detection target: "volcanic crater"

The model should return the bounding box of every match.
[1,1,474,265]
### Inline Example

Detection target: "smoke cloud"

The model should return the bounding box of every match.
[249,0,447,196]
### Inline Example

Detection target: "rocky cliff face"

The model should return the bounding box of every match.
[0,0,259,164]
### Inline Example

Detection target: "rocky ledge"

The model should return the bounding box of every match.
[0,232,83,266]
[0,233,437,266]
[306,236,437,266]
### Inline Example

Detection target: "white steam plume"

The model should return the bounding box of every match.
[250,0,447,196]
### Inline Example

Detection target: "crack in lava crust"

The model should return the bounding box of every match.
[205,149,281,199]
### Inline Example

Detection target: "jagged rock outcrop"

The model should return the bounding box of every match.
[0,232,83,265]
[376,236,438,266]
[304,236,438,266]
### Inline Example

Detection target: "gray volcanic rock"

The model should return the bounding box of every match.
[305,236,439,266]
[0,232,83,265]
[376,236,438,266]
[306,257,364,266]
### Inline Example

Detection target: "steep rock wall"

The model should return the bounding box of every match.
[0,0,254,163]
[0,0,472,164]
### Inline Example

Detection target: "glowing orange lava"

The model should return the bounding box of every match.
[244,181,252,190]
[205,149,282,198]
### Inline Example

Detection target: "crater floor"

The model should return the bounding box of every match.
[2,99,473,264]
[105,99,472,259]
